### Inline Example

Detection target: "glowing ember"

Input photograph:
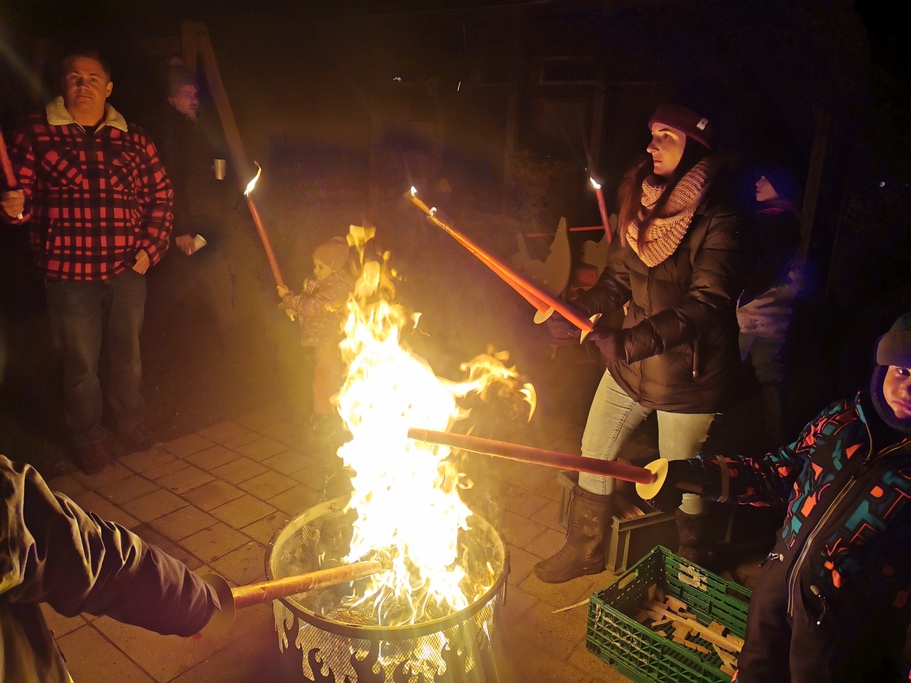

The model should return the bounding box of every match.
[331,226,534,627]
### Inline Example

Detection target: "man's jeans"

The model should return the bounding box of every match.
[45,270,146,446]
[578,369,716,513]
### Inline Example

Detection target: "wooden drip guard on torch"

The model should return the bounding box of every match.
[200,560,382,637]
[407,189,598,337]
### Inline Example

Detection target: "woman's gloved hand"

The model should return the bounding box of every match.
[544,311,582,346]
[589,328,627,361]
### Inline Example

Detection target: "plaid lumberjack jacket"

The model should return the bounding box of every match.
[7,96,173,280]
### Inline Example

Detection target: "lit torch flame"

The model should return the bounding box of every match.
[244,162,262,197]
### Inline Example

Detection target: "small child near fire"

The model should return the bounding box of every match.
[277,235,354,447]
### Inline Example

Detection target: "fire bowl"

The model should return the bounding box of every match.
[268,496,509,683]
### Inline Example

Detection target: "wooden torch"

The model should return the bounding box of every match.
[589,178,612,244]
[407,428,697,502]
[407,187,599,337]
[200,560,382,636]
[244,163,287,289]
[0,126,23,219]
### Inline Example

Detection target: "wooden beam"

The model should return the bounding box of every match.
[196,23,252,185]
[800,108,830,261]
[180,20,198,73]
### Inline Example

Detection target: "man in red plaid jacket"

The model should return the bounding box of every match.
[1,50,173,473]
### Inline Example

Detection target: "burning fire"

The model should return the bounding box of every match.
[332,226,534,627]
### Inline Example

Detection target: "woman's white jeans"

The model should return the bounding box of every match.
[578,369,716,514]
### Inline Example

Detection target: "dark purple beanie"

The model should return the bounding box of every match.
[871,312,911,433]
[649,103,715,150]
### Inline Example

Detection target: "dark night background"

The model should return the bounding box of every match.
[0,0,907,476]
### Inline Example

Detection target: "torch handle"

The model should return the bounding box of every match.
[0,127,23,220]
[230,560,382,611]
[594,186,612,244]
[408,428,656,486]
[0,127,16,188]
[245,196,286,289]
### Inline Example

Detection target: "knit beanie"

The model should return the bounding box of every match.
[871,311,911,433]
[649,103,715,150]
[313,236,350,273]
[759,163,800,203]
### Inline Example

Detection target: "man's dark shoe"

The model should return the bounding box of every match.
[118,422,158,451]
[74,439,114,474]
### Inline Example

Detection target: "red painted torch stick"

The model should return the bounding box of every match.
[408,428,655,484]
[407,188,597,335]
[590,178,612,244]
[0,126,23,219]
[407,428,698,502]
[244,163,286,289]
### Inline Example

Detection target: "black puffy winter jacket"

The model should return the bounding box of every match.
[578,177,746,413]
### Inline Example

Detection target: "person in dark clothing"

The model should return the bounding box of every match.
[1,51,172,473]
[534,99,746,583]
[738,164,804,447]
[0,454,221,682]
[644,311,911,682]
[144,66,235,352]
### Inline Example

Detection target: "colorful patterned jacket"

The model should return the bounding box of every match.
[7,96,173,280]
[689,392,911,617]
[281,269,354,347]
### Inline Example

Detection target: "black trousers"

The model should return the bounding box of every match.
[737,558,909,682]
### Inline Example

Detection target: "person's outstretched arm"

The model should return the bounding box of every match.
[0,456,220,636]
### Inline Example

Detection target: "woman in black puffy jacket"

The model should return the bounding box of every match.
[534,98,746,583]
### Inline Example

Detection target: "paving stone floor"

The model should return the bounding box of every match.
[45,403,763,683]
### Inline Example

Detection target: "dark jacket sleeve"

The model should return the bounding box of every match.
[131,127,174,267]
[682,408,825,506]
[0,456,219,636]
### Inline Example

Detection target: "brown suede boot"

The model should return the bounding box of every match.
[533,486,613,583]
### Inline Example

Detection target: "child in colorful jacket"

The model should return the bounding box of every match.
[277,236,354,447]
[647,311,911,682]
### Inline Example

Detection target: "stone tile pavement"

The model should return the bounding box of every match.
[45,404,761,682]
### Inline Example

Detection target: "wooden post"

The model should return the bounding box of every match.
[800,108,830,261]
[180,20,198,73]
[194,22,252,184]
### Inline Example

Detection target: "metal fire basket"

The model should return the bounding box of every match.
[268,497,509,683]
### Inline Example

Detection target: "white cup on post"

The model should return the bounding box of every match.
[213,158,227,181]
[192,234,207,253]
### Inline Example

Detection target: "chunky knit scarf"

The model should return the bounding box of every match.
[626,157,720,267]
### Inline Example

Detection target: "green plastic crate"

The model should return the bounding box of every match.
[587,546,751,683]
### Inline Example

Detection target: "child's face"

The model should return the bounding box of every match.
[884,365,911,421]
[313,258,334,281]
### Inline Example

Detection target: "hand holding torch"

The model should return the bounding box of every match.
[0,126,24,220]
[200,560,382,636]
